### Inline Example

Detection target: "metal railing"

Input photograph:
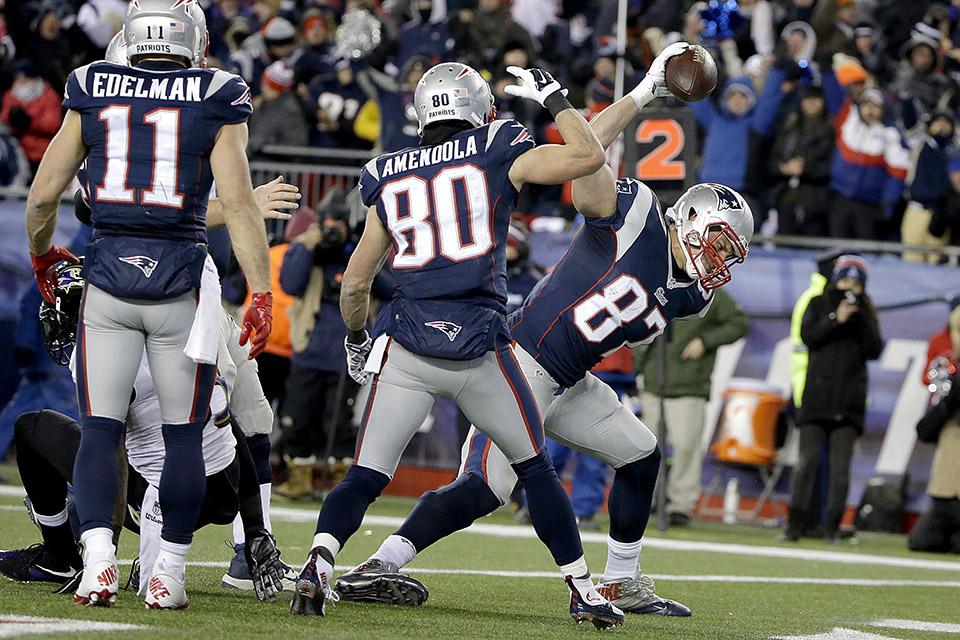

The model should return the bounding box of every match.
[760,234,960,267]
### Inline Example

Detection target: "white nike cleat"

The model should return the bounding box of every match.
[144,573,189,610]
[74,558,119,607]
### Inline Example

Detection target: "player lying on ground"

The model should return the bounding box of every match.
[0,263,288,604]
[24,0,273,609]
[290,61,627,629]
[335,42,753,617]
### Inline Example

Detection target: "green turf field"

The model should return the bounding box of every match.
[1,475,958,640]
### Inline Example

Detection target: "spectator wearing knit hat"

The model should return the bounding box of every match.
[785,255,884,542]
[0,62,63,173]
[230,16,299,96]
[828,88,910,240]
[901,110,957,262]
[248,61,309,158]
[293,10,336,94]
[893,25,959,120]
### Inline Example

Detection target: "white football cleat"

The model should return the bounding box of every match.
[74,558,119,607]
[144,573,189,610]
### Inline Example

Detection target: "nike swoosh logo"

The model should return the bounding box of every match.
[36,565,77,578]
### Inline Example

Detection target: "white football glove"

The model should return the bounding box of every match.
[503,66,568,107]
[344,330,373,385]
[630,41,690,107]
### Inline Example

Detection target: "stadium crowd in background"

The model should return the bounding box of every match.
[0,0,960,252]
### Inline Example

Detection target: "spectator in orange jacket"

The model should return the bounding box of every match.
[1,63,62,172]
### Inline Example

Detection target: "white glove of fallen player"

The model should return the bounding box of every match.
[503,66,568,107]
[630,41,690,107]
[344,330,374,385]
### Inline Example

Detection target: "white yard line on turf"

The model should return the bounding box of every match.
[112,560,960,587]
[4,486,958,574]
[869,619,960,633]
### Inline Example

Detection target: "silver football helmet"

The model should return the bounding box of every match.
[124,0,208,68]
[105,31,129,65]
[665,183,753,290]
[413,62,494,133]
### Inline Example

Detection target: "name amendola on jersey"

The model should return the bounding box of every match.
[380,136,479,178]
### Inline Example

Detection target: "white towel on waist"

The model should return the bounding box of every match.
[184,254,221,365]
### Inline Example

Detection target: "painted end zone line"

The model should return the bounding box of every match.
[4,486,959,574]
[118,560,960,588]
[264,506,960,574]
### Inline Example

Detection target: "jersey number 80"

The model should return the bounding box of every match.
[380,164,493,268]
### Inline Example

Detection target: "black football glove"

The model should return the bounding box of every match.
[245,532,286,603]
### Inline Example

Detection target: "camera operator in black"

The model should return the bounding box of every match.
[784,255,884,542]
[275,190,359,498]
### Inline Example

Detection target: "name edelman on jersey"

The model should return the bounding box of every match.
[380,136,479,178]
[90,73,202,102]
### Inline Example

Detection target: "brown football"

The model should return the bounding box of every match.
[665,45,718,102]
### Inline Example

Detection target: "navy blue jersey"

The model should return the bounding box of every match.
[358,119,535,360]
[63,61,252,299]
[509,178,713,387]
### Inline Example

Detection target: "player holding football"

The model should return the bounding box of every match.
[290,62,626,629]
[24,0,272,608]
[336,43,753,617]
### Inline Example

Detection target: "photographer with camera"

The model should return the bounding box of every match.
[908,298,960,553]
[784,255,884,542]
[275,190,358,499]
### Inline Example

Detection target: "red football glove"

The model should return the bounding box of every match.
[240,292,273,359]
[31,246,80,304]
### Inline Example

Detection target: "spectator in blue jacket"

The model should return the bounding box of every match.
[392,0,454,71]
[828,88,910,240]
[276,192,355,497]
[901,109,956,262]
[690,65,789,228]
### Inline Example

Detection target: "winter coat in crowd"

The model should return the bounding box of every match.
[798,285,884,433]
[0,77,63,167]
[690,67,787,194]
[248,93,310,157]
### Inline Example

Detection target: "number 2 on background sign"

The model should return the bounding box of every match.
[380,165,492,268]
[97,105,184,208]
[634,119,685,181]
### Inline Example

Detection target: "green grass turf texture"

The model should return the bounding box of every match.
[0,485,958,640]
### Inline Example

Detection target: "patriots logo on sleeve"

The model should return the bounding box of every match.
[231,86,252,107]
[509,123,531,146]
[119,255,159,278]
[424,320,463,342]
[706,183,741,211]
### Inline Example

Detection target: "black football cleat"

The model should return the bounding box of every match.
[335,559,428,607]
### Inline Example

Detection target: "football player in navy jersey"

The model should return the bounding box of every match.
[24,0,272,609]
[289,61,627,629]
[337,43,753,617]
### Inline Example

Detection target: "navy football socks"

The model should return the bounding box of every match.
[608,446,661,543]
[246,434,273,485]
[314,465,390,548]
[159,422,207,545]
[513,450,584,566]
[395,473,501,551]
[73,416,124,534]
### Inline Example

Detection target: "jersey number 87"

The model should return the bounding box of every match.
[380,164,492,269]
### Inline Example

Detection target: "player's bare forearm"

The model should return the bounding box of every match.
[226,206,272,293]
[341,208,391,332]
[211,124,271,292]
[589,96,641,150]
[206,198,224,228]
[553,109,604,167]
[25,111,87,254]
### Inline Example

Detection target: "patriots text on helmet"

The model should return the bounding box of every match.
[380,136,478,178]
[91,72,202,101]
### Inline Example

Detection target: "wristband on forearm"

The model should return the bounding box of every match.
[347,329,368,345]
[544,91,574,118]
